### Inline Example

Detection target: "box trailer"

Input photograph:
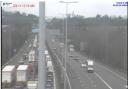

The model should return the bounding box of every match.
[47,61,53,72]
[45,50,48,55]
[28,50,36,62]
[16,65,29,86]
[2,65,16,88]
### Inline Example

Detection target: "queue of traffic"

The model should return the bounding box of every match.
[2,35,38,89]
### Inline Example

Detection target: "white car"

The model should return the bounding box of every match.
[81,63,87,68]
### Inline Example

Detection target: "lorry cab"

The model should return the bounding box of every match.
[86,60,94,73]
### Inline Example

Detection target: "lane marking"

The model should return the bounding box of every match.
[66,73,72,89]
[125,85,128,88]
[54,52,72,89]
[53,66,56,89]
[76,52,127,81]
[95,72,113,89]
[96,63,127,81]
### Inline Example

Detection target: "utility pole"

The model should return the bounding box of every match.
[0,2,1,88]
[59,1,78,89]
[38,2,46,89]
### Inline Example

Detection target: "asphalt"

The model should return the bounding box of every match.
[2,34,35,68]
[47,38,127,89]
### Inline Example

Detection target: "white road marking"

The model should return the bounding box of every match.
[54,53,72,89]
[125,85,128,88]
[66,72,72,89]
[95,72,113,89]
[96,63,127,81]
[77,52,126,81]
[53,66,56,89]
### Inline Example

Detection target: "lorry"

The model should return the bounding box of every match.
[47,60,54,78]
[16,65,29,87]
[69,44,75,52]
[28,50,36,62]
[46,55,51,61]
[45,50,49,55]
[86,60,94,73]
[27,80,38,89]
[47,60,53,72]
[33,36,38,48]
[2,65,16,88]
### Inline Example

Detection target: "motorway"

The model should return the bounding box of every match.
[2,34,35,68]
[2,34,37,89]
[2,31,127,89]
[47,38,127,89]
[2,34,57,89]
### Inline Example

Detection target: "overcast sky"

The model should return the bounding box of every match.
[2,0,127,18]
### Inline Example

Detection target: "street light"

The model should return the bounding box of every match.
[59,1,78,89]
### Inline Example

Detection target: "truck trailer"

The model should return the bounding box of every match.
[16,65,29,87]
[2,65,16,88]
[28,50,36,62]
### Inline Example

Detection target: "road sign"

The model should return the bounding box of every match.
[32,29,39,33]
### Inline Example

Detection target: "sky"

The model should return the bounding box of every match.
[1,0,127,18]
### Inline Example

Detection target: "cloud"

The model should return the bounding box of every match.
[1,0,127,17]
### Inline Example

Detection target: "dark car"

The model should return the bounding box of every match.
[72,57,80,60]
[19,59,24,64]
[14,85,24,89]
[23,54,28,60]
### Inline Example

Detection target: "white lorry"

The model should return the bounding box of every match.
[28,50,36,62]
[69,44,75,52]
[27,80,38,89]
[46,55,51,61]
[87,60,94,73]
[16,65,29,87]
[33,36,38,48]
[45,50,49,55]
[47,60,53,72]
[2,65,16,88]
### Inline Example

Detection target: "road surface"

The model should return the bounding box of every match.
[47,38,127,89]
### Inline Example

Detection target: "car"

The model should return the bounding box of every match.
[87,67,94,73]
[52,47,56,50]
[72,57,80,60]
[45,82,53,88]
[19,59,24,64]
[68,54,74,57]
[46,79,53,82]
[15,85,24,89]
[23,54,28,60]
[81,63,87,68]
